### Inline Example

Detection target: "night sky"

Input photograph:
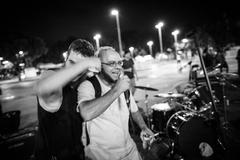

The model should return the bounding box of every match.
[1,0,239,46]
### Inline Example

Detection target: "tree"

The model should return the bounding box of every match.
[40,36,80,64]
[185,27,216,54]
[28,37,48,66]
[0,33,48,67]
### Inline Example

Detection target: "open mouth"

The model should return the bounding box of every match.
[112,72,120,78]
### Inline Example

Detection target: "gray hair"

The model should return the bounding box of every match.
[95,46,118,58]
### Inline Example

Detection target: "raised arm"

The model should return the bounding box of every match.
[78,76,129,121]
[35,58,100,112]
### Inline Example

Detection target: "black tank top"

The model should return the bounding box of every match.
[35,81,84,160]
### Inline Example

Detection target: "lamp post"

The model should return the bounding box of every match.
[129,46,134,56]
[93,33,101,50]
[172,30,180,59]
[0,57,3,67]
[111,9,123,56]
[155,22,164,53]
[16,50,25,81]
[181,38,189,59]
[172,30,180,47]
[147,41,154,57]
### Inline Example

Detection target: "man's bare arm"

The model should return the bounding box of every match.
[131,111,148,130]
[36,58,99,98]
[78,76,130,121]
[132,110,154,137]
[79,87,121,121]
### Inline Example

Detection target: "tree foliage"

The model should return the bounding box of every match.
[0,34,48,67]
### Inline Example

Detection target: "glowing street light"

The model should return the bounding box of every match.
[129,47,134,55]
[0,57,3,67]
[181,38,189,43]
[19,51,24,55]
[172,30,180,58]
[93,33,101,50]
[147,41,154,57]
[172,29,180,44]
[155,22,164,53]
[2,60,9,65]
[111,9,123,56]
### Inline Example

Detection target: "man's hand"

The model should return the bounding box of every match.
[85,58,101,77]
[140,127,155,150]
[114,75,131,94]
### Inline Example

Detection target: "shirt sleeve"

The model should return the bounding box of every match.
[77,80,96,112]
[129,92,138,112]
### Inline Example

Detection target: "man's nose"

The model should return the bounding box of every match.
[115,64,122,69]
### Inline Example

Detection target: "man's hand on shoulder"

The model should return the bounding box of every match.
[84,58,101,77]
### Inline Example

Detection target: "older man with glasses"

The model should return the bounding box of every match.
[77,46,154,160]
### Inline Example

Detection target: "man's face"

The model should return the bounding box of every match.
[65,50,85,67]
[101,50,123,82]
[124,52,131,59]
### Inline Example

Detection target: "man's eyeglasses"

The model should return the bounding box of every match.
[102,61,123,67]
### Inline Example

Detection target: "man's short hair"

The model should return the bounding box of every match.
[95,46,118,58]
[67,39,95,59]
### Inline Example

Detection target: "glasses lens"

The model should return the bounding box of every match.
[102,61,123,67]
[118,61,123,66]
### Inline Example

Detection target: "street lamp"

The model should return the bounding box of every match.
[155,22,164,53]
[147,41,154,57]
[19,51,24,55]
[181,38,189,59]
[171,29,180,46]
[129,47,134,56]
[111,9,123,56]
[93,33,101,50]
[172,30,180,59]
[181,38,188,43]
[0,57,3,67]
